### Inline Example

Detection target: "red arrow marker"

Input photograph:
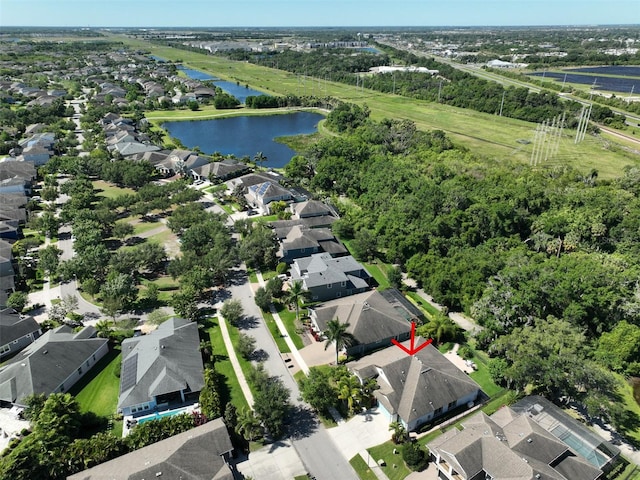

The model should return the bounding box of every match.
[392,321,433,356]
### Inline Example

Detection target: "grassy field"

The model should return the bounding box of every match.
[110,35,640,179]
[208,321,250,411]
[367,442,413,480]
[350,454,380,480]
[614,372,640,444]
[92,180,135,199]
[131,219,163,235]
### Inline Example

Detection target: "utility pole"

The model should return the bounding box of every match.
[499,90,506,117]
[438,79,443,103]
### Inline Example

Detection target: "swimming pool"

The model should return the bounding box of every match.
[136,407,192,425]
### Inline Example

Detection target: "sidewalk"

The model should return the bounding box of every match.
[255,271,310,375]
[216,306,255,409]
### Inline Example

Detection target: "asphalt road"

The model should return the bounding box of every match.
[221,267,359,480]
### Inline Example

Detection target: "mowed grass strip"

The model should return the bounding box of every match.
[349,454,379,480]
[274,303,304,350]
[208,322,250,411]
[262,309,291,353]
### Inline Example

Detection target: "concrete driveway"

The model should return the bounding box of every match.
[236,439,306,480]
[326,407,391,461]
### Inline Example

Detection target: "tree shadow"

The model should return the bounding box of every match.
[285,405,319,440]
[251,349,269,362]
[235,315,260,330]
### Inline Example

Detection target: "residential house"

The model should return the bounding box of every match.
[0,176,31,196]
[0,239,16,297]
[117,317,205,417]
[0,308,41,360]
[269,215,338,231]
[427,396,619,480]
[0,193,28,209]
[349,341,481,431]
[277,225,347,263]
[511,395,620,472]
[114,141,161,158]
[247,181,294,213]
[309,289,424,356]
[0,325,108,406]
[190,158,250,182]
[0,160,37,183]
[290,252,371,302]
[67,418,234,480]
[291,199,334,219]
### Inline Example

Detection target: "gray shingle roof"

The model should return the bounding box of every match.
[118,318,205,410]
[427,405,606,480]
[310,290,411,346]
[292,253,371,289]
[0,308,39,346]
[0,325,106,405]
[350,341,480,426]
[67,417,233,480]
[292,200,332,218]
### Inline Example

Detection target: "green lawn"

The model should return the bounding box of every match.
[405,291,440,318]
[367,441,413,480]
[274,303,305,350]
[208,322,250,411]
[364,262,390,290]
[72,349,121,418]
[225,321,259,390]
[468,349,503,397]
[613,372,640,444]
[132,219,162,235]
[262,310,291,353]
[92,180,135,199]
[350,453,380,480]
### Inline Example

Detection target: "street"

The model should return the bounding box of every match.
[222,267,359,480]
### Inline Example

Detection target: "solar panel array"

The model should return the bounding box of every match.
[120,353,138,393]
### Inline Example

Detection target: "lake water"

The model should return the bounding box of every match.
[163,111,324,168]
[177,66,267,103]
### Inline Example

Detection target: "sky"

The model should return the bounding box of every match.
[1,0,639,28]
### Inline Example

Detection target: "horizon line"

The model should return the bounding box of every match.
[2,23,640,29]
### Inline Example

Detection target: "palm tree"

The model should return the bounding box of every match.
[199,340,213,364]
[337,375,362,416]
[389,421,408,444]
[253,151,267,170]
[418,313,460,345]
[285,280,309,323]
[236,408,262,442]
[323,318,355,365]
[94,320,112,339]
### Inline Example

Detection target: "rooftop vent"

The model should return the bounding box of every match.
[527,438,533,443]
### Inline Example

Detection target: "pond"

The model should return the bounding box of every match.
[163,111,324,168]
[177,66,267,103]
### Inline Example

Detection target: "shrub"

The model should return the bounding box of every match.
[254,287,272,311]
[402,442,428,471]
[236,333,256,359]
[276,262,288,275]
[457,345,474,359]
